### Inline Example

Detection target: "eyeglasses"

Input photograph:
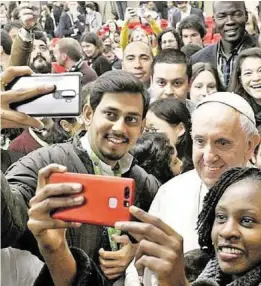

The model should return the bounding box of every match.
[33,45,48,52]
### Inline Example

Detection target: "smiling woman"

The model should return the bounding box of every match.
[196,167,261,285]
[229,47,261,127]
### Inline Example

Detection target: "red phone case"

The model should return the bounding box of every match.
[49,172,135,227]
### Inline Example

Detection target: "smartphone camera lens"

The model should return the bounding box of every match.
[124,187,130,199]
[124,200,130,207]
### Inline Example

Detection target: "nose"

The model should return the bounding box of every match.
[219,218,240,241]
[202,85,208,95]
[226,15,236,26]
[251,71,261,82]
[134,57,142,69]
[164,83,174,97]
[203,144,218,164]
[112,118,127,134]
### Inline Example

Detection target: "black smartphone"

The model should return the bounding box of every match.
[7,73,82,117]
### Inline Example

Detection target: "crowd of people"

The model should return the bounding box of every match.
[1,1,261,285]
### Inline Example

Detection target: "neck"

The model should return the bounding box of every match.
[254,98,261,106]
[221,38,243,55]
[87,132,117,168]
[64,58,77,70]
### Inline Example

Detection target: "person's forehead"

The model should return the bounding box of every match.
[193,103,240,127]
[34,39,47,47]
[98,92,144,113]
[214,1,245,13]
[218,179,261,207]
[182,28,200,35]
[153,63,187,77]
[124,44,152,57]
[162,32,175,38]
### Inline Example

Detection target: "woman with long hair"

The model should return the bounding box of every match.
[190,62,223,103]
[146,98,193,172]
[229,47,261,126]
[80,32,112,76]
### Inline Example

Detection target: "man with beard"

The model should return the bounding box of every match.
[29,31,52,74]
[2,70,160,284]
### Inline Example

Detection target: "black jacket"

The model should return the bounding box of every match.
[1,136,160,260]
[171,7,204,28]
[88,54,112,76]
[55,12,85,40]
[191,33,258,86]
[191,33,257,69]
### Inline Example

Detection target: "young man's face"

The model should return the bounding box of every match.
[151,63,189,102]
[182,29,203,47]
[87,92,145,166]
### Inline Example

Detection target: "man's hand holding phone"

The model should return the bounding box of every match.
[115,207,189,286]
[124,7,137,24]
[27,164,84,253]
[0,66,55,129]
[99,234,137,280]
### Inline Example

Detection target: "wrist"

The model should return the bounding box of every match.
[18,27,34,42]
[38,238,68,255]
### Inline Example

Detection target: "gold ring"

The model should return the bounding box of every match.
[0,77,7,91]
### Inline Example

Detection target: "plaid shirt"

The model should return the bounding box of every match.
[217,35,246,88]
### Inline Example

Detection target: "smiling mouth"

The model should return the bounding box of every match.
[218,246,244,261]
[218,246,244,254]
[134,73,145,78]
[204,165,224,172]
[250,84,261,89]
[106,135,128,145]
[225,28,238,35]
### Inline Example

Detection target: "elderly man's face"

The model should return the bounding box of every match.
[192,103,257,189]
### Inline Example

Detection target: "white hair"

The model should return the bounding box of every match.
[191,108,258,140]
[239,113,258,139]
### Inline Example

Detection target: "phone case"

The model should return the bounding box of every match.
[8,73,82,117]
[49,172,135,227]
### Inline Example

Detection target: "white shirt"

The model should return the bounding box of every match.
[125,169,209,286]
[180,4,192,20]
[1,247,44,286]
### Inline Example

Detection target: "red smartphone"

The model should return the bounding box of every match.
[49,172,135,227]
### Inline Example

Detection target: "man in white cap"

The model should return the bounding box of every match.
[124,92,260,285]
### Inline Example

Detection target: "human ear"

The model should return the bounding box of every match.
[82,103,93,128]
[60,120,72,132]
[177,122,185,138]
[245,134,260,161]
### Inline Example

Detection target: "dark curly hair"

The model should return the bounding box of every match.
[131,132,176,184]
[197,167,261,256]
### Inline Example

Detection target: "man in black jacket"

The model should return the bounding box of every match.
[55,1,85,40]
[171,1,204,29]
[1,69,160,283]
[191,1,258,89]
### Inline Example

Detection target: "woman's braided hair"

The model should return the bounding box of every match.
[197,167,261,256]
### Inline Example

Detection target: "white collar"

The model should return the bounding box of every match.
[181,4,191,17]
[80,132,133,176]
[28,128,49,147]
